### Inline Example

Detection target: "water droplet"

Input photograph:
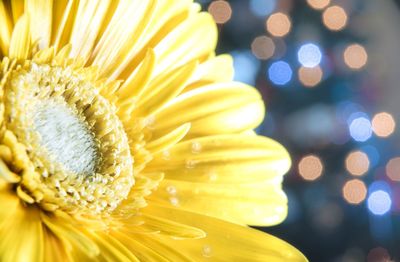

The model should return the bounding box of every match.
[185,159,196,169]
[202,245,212,258]
[162,150,171,160]
[166,185,177,195]
[191,141,202,154]
[169,196,179,206]
[207,171,218,182]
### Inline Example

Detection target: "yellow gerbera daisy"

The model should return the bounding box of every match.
[0,0,306,261]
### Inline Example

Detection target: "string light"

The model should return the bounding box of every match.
[372,112,396,137]
[298,66,323,87]
[345,151,370,176]
[343,44,368,70]
[298,155,324,181]
[297,43,322,68]
[266,12,292,37]
[322,5,348,31]
[367,190,392,216]
[208,0,232,24]
[349,116,372,142]
[268,61,292,86]
[342,179,367,205]
[251,36,275,60]
[307,0,330,10]
[386,157,400,181]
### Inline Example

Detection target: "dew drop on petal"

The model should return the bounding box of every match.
[169,196,179,206]
[166,185,177,195]
[162,150,171,160]
[202,245,213,258]
[207,171,218,182]
[191,141,202,154]
[185,159,196,169]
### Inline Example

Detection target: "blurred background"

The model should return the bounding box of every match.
[197,0,400,261]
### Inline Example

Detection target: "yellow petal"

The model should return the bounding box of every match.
[41,213,100,258]
[0,2,13,55]
[68,0,112,62]
[0,191,44,262]
[147,134,291,183]
[8,15,30,60]
[186,54,234,91]
[152,83,265,138]
[143,204,307,262]
[146,123,191,154]
[135,61,198,116]
[152,12,217,76]
[25,0,53,48]
[150,178,287,226]
[140,213,206,239]
[112,231,170,262]
[90,1,155,78]
[43,228,71,262]
[146,134,290,225]
[90,232,139,262]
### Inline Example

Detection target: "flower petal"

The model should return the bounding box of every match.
[25,0,53,48]
[148,134,290,183]
[143,204,307,262]
[8,14,30,60]
[146,134,290,225]
[152,83,265,138]
[0,2,12,55]
[0,190,44,262]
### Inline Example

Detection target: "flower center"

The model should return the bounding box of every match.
[34,99,99,175]
[2,61,135,214]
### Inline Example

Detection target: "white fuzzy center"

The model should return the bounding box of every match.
[34,100,98,175]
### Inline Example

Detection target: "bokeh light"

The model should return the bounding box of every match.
[372,112,396,137]
[306,0,330,10]
[268,61,292,85]
[322,5,348,31]
[349,116,372,142]
[298,66,323,87]
[345,150,370,176]
[298,155,324,181]
[386,157,400,181]
[249,0,276,17]
[266,12,292,37]
[297,43,322,68]
[231,50,261,86]
[367,190,392,216]
[251,36,275,60]
[367,247,391,262]
[342,179,367,205]
[208,0,232,24]
[343,44,368,70]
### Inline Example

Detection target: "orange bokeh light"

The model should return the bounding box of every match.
[343,44,368,70]
[386,157,400,181]
[298,66,323,87]
[372,112,396,138]
[298,155,324,181]
[266,12,292,37]
[342,179,367,205]
[345,151,370,176]
[251,36,275,60]
[307,0,331,10]
[208,1,232,24]
[322,5,348,31]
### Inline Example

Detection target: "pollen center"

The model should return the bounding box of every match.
[34,100,99,175]
[2,61,135,214]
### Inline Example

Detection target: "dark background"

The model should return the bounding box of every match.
[198,0,400,261]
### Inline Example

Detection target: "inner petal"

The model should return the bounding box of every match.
[34,100,99,175]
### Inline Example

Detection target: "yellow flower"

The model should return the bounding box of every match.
[0,1,306,261]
